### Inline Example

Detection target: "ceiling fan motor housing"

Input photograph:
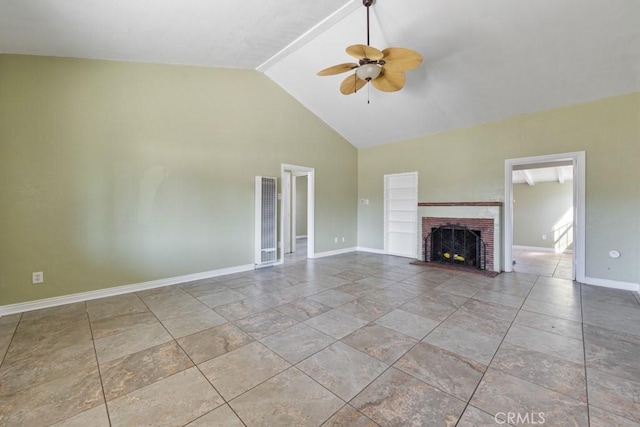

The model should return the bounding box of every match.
[359,58,385,66]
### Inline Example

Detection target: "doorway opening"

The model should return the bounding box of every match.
[504,152,585,282]
[281,164,315,262]
[512,161,573,278]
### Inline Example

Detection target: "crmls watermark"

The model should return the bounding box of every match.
[495,412,546,425]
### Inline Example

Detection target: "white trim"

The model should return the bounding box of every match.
[356,247,387,255]
[308,171,315,259]
[291,175,297,253]
[296,235,307,239]
[0,264,254,316]
[312,247,357,258]
[283,171,292,254]
[582,276,640,292]
[505,151,585,283]
[513,245,559,253]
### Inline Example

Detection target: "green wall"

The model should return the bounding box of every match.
[0,55,357,305]
[513,181,573,250]
[358,93,640,284]
[2,54,638,306]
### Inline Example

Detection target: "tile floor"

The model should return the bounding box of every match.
[1,251,639,426]
[512,247,573,279]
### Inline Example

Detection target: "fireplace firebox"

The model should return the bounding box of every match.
[425,224,487,270]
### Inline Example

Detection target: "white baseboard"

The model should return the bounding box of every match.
[513,245,556,253]
[0,264,255,317]
[296,235,307,239]
[513,245,573,254]
[582,276,640,292]
[312,247,357,258]
[356,247,386,254]
[256,259,284,269]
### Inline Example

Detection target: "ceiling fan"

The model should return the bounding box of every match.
[317,0,423,95]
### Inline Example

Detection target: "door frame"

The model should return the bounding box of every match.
[504,151,586,282]
[280,164,315,261]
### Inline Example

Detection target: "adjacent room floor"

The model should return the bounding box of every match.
[512,247,574,280]
[1,252,639,426]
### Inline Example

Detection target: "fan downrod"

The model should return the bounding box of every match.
[363,0,374,46]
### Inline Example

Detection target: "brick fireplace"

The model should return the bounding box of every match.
[417,202,502,272]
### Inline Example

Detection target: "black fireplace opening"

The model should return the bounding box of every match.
[426,224,486,270]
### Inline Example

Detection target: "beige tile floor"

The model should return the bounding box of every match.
[512,247,574,279]
[1,250,640,426]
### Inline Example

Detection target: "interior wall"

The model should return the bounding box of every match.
[296,175,308,237]
[358,93,640,284]
[513,181,573,250]
[0,54,358,305]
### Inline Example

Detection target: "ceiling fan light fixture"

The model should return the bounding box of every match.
[356,63,381,81]
[317,0,422,96]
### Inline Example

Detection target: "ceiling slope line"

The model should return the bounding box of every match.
[256,0,360,73]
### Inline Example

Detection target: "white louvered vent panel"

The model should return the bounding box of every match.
[261,177,277,262]
[255,176,277,267]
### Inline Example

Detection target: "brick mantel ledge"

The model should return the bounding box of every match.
[418,202,503,207]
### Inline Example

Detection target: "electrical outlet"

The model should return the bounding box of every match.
[334,237,338,243]
[342,237,345,242]
[32,271,44,284]
[542,234,547,240]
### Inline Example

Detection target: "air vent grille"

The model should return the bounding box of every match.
[255,176,277,266]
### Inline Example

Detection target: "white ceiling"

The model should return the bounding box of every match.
[512,166,573,185]
[2,0,639,148]
[0,0,349,68]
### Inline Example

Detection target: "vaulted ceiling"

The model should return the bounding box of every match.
[2,0,639,148]
[513,165,574,186]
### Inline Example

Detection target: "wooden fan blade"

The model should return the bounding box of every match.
[340,73,368,95]
[381,47,423,72]
[317,63,359,76]
[371,69,406,92]
[346,44,384,60]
